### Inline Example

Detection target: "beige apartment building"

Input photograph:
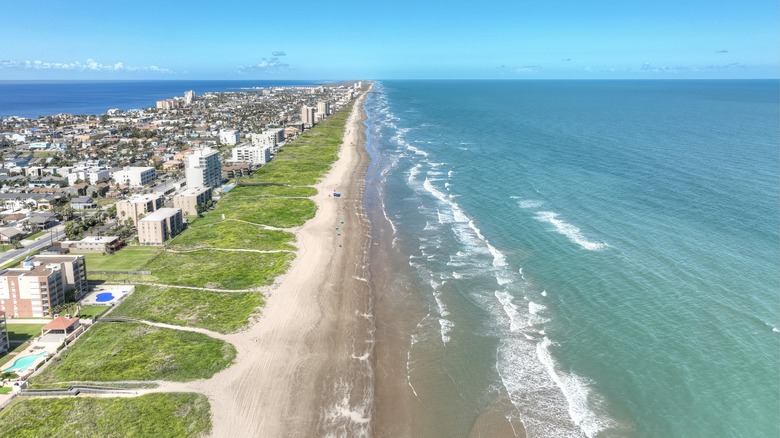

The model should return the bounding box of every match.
[173,187,212,216]
[138,208,183,245]
[116,193,164,226]
[25,255,88,300]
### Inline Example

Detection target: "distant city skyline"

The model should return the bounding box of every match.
[1,0,777,80]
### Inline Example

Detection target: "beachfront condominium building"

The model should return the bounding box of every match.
[232,144,271,166]
[112,166,157,187]
[24,255,88,301]
[184,90,196,105]
[219,129,241,145]
[0,263,65,318]
[116,193,164,226]
[185,147,222,189]
[0,311,8,352]
[156,98,183,110]
[251,129,285,148]
[138,208,183,245]
[173,187,212,216]
[317,100,330,116]
[301,105,316,128]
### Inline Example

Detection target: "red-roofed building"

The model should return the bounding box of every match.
[42,315,80,335]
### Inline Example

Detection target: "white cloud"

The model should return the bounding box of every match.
[0,58,173,73]
[239,57,290,73]
[514,65,542,73]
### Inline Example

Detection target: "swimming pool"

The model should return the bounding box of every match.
[95,292,115,303]
[1,351,48,374]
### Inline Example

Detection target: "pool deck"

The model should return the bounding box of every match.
[80,285,134,306]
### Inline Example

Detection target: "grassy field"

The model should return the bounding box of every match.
[111,285,264,334]
[226,184,318,198]
[145,250,294,290]
[0,393,210,438]
[30,322,235,387]
[80,246,162,271]
[214,197,317,228]
[78,305,110,319]
[5,323,45,342]
[169,220,295,251]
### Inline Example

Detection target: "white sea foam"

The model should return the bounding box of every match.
[518,199,545,209]
[452,271,464,279]
[407,144,429,157]
[534,211,608,251]
[323,378,372,438]
[537,337,622,437]
[408,163,422,184]
[541,290,548,297]
[495,291,524,333]
[439,318,453,344]
[529,301,546,315]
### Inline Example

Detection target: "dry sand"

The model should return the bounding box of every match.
[156,91,374,437]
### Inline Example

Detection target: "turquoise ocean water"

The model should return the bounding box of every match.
[363,80,779,437]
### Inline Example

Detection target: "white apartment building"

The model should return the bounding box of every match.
[301,105,316,127]
[219,129,240,145]
[232,145,271,166]
[113,167,157,187]
[317,100,329,116]
[185,148,222,189]
[184,90,196,105]
[138,208,183,245]
[67,167,110,185]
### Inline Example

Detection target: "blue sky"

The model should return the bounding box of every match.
[1,0,777,80]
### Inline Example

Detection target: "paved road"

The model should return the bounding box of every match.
[0,226,65,267]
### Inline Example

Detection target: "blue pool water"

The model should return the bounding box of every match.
[1,351,48,373]
[95,292,115,303]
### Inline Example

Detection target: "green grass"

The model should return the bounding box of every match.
[0,386,11,394]
[78,305,110,319]
[80,246,162,271]
[111,285,264,334]
[145,250,294,290]
[241,110,346,187]
[213,197,317,228]
[169,220,295,251]
[0,393,211,438]
[26,230,46,240]
[29,322,235,387]
[226,184,317,198]
[5,323,45,342]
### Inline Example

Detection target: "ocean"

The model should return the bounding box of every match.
[364,80,780,437]
[0,80,324,119]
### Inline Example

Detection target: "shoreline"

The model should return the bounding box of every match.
[178,90,373,437]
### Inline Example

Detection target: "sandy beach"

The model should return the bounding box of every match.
[152,90,373,437]
[213,91,372,437]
